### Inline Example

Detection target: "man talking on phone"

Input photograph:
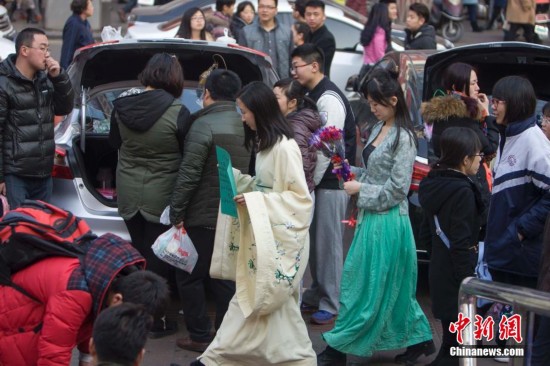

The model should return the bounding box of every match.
[0,28,74,209]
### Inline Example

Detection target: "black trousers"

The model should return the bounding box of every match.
[176,227,235,342]
[504,23,536,43]
[124,212,176,321]
[125,212,173,280]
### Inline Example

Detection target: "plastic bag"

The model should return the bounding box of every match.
[101,26,123,42]
[152,227,198,273]
[160,206,170,225]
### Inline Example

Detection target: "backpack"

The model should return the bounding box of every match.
[0,200,97,302]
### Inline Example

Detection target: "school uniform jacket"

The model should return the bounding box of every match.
[485,116,550,277]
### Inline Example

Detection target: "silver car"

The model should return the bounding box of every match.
[51,39,276,239]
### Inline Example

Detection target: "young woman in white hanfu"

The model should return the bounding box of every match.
[194,81,316,366]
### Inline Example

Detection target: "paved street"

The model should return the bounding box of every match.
[7,4,542,365]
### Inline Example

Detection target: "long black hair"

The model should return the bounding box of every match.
[441,62,480,119]
[433,127,481,170]
[176,7,207,40]
[237,81,294,152]
[360,3,391,49]
[273,78,317,112]
[362,69,416,151]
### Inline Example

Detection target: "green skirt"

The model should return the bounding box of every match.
[322,206,432,357]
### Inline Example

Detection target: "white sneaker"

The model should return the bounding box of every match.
[494,356,509,363]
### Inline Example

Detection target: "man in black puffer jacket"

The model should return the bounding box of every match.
[0,28,74,208]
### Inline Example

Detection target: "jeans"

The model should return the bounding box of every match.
[4,174,52,209]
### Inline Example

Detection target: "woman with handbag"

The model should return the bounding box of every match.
[418,127,485,366]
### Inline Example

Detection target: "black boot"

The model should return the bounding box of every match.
[395,339,436,365]
[471,21,483,32]
[317,346,346,366]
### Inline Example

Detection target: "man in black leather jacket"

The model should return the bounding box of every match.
[0,28,74,208]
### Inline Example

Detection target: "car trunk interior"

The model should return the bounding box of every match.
[70,44,270,207]
[71,134,118,207]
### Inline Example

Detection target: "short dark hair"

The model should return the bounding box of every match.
[93,303,153,365]
[15,27,46,56]
[216,0,236,12]
[109,270,170,318]
[291,43,325,73]
[293,21,311,43]
[305,0,325,11]
[236,1,255,18]
[409,2,430,23]
[543,101,550,116]
[139,53,184,98]
[434,127,482,170]
[293,0,307,17]
[379,0,396,4]
[492,76,537,124]
[237,81,293,151]
[71,0,89,14]
[204,69,242,102]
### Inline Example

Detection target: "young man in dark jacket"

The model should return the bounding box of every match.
[170,69,250,353]
[0,28,74,209]
[404,3,436,50]
[305,0,336,77]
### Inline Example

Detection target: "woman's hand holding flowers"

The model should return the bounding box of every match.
[343,180,361,196]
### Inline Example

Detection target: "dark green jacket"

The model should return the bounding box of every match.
[170,101,250,227]
[110,89,191,223]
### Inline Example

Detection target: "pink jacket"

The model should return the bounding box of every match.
[363,27,387,65]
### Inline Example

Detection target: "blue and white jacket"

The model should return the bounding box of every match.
[485,116,550,277]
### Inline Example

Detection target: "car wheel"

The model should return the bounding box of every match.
[442,21,464,43]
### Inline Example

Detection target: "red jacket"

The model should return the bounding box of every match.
[0,234,145,366]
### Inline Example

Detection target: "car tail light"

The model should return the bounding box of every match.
[52,147,73,180]
[409,159,430,192]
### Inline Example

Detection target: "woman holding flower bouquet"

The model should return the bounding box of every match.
[196,82,316,366]
[317,69,434,366]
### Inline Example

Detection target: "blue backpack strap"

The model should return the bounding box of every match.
[434,215,451,249]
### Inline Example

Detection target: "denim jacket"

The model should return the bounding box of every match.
[351,121,416,217]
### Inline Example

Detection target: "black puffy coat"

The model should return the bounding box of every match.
[422,95,498,236]
[0,55,74,180]
[419,169,484,320]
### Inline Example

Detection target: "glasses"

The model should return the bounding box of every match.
[25,46,50,54]
[258,5,277,10]
[491,97,506,106]
[290,62,312,73]
[542,116,550,125]
[190,16,205,21]
[472,152,485,158]
[236,105,243,116]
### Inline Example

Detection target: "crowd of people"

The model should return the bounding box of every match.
[1,0,550,365]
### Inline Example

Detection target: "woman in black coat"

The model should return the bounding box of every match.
[418,127,485,366]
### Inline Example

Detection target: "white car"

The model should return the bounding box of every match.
[126,0,453,96]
